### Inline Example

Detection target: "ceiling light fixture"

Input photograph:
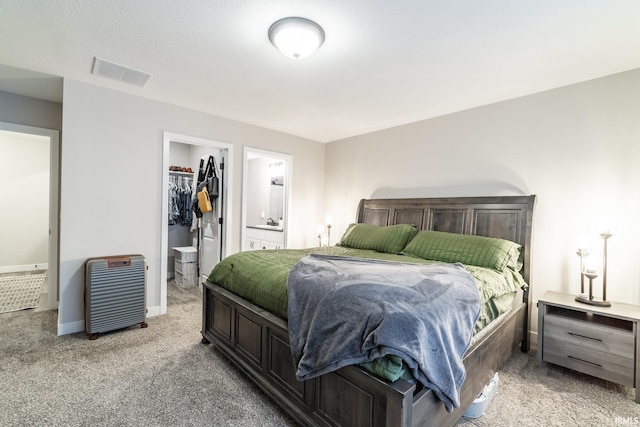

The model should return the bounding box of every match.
[268,17,325,60]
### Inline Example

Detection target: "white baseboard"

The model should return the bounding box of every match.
[530,331,538,351]
[0,263,49,274]
[57,320,85,336]
[146,305,161,317]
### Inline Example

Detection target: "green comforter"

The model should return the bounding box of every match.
[207,246,527,384]
[207,246,527,332]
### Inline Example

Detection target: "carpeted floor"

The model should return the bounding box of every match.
[456,351,638,426]
[0,272,47,314]
[0,281,636,426]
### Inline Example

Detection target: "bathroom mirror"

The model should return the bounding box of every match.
[241,147,291,251]
[269,175,284,220]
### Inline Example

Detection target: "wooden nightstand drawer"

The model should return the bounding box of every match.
[543,314,635,359]
[543,335,634,386]
[537,291,640,403]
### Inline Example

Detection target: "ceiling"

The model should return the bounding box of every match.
[1,1,639,143]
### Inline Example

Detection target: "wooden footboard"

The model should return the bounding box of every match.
[202,281,525,427]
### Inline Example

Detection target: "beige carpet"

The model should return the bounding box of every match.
[457,350,637,426]
[0,281,636,426]
[0,272,46,314]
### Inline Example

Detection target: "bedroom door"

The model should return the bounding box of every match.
[199,150,226,283]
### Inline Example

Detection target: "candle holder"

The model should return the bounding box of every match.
[575,233,611,307]
[576,248,588,294]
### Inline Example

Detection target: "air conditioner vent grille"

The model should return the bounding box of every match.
[91,57,151,87]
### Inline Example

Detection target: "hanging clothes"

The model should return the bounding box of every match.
[177,177,193,226]
[168,177,179,225]
[168,174,194,226]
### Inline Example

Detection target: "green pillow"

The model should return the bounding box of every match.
[337,223,417,254]
[401,230,521,271]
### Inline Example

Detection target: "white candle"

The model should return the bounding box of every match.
[582,253,599,276]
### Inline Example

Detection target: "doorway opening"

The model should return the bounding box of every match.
[159,132,233,315]
[0,121,60,313]
[241,147,292,251]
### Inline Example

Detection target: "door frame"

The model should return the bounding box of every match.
[0,121,60,310]
[160,131,233,315]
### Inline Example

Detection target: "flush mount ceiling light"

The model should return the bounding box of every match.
[268,17,325,60]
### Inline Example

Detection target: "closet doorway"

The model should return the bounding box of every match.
[0,121,60,312]
[159,132,233,315]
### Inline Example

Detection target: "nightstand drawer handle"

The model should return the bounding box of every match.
[567,355,602,368]
[567,332,602,342]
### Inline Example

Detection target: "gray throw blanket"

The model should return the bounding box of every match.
[287,254,481,411]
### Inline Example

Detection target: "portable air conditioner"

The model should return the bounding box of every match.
[85,254,147,340]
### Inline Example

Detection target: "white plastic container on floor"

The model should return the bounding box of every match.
[175,270,198,287]
[173,246,197,262]
[173,247,198,287]
[463,372,499,419]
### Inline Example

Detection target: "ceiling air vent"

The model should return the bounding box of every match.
[91,57,151,87]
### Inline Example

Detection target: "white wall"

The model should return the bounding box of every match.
[55,69,640,338]
[0,90,62,131]
[0,130,50,271]
[59,79,325,334]
[169,141,192,171]
[325,68,640,341]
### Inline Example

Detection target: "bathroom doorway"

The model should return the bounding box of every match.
[241,147,291,251]
[0,121,60,313]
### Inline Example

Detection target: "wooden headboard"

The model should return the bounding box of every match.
[356,195,536,347]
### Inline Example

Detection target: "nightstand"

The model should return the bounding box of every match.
[537,290,639,403]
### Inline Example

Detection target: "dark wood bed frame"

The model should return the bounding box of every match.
[201,195,536,427]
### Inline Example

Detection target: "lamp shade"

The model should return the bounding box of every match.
[268,17,325,59]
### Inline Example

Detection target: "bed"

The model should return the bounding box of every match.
[201,195,535,427]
